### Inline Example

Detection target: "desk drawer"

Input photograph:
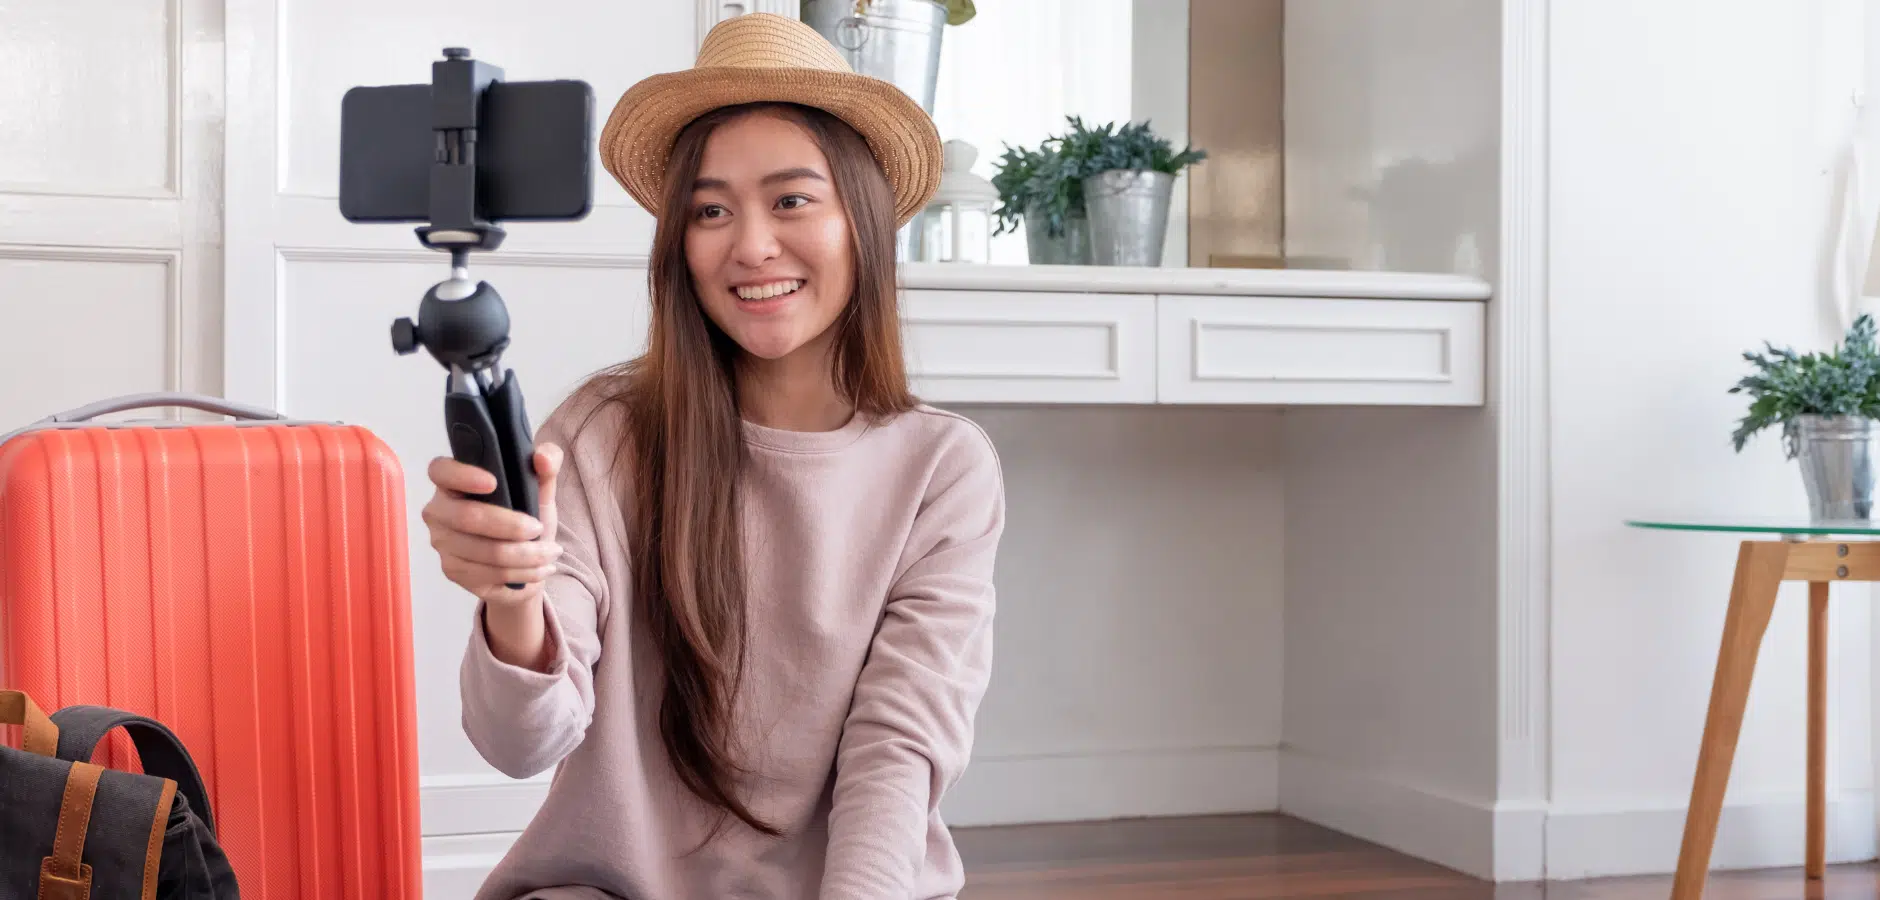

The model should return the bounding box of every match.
[1156,295,1485,406]
[901,289,1156,404]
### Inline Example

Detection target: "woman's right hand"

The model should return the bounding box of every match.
[421,444,565,608]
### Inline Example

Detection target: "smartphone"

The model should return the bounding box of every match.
[338,79,595,223]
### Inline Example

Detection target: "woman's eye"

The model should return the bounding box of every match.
[777,194,810,210]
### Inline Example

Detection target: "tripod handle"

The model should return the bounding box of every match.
[445,390,515,512]
[443,370,541,592]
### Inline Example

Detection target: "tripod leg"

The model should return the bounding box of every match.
[484,369,539,523]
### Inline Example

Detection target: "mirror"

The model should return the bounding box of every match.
[802,0,1278,268]
[798,0,1500,276]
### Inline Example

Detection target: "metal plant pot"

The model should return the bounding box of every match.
[1083,169,1175,267]
[1791,414,1880,520]
[1023,205,1091,265]
[802,0,947,113]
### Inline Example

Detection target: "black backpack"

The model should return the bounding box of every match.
[1,690,240,899]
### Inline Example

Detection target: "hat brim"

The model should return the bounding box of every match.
[599,67,943,228]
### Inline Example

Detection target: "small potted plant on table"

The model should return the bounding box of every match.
[990,138,1088,265]
[1068,118,1205,267]
[1730,314,1880,519]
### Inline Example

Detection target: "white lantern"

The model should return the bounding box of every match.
[916,140,997,264]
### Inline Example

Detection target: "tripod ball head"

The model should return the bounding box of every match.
[391,270,512,371]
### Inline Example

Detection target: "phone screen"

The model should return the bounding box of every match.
[339,80,594,223]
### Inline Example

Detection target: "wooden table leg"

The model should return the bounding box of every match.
[1671,541,1788,900]
[1807,580,1828,880]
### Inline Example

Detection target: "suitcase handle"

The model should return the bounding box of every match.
[46,392,285,424]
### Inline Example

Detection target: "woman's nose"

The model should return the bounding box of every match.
[731,216,781,268]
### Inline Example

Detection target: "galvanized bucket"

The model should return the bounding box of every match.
[1790,414,1880,520]
[1084,169,1175,266]
[1024,205,1092,265]
[802,0,947,113]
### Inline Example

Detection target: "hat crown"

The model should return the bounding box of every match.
[697,12,854,74]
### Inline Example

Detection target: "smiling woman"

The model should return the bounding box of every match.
[418,12,1009,900]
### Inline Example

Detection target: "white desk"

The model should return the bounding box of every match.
[897,263,1492,407]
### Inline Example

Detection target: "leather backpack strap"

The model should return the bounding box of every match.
[38,760,103,900]
[0,689,61,756]
[50,706,216,835]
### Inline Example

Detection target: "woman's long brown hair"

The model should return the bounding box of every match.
[583,101,917,838]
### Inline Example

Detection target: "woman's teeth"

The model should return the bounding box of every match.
[735,280,803,301]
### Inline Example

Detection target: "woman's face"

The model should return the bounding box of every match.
[685,111,855,364]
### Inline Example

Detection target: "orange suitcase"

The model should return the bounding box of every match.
[0,392,423,900]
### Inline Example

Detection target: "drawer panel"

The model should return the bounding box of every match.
[1157,295,1485,405]
[901,289,1157,404]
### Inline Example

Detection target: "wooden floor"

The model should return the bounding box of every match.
[955,813,1880,899]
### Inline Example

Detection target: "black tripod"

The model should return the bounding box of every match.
[385,48,542,588]
[344,44,591,590]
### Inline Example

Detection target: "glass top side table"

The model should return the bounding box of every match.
[1624,516,1880,898]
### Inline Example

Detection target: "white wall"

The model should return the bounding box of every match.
[1273,0,1505,879]
[1544,0,1878,878]
[941,405,1285,825]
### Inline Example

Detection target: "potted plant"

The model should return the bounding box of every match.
[989,116,1206,267]
[1730,314,1880,519]
[990,138,1090,265]
[1071,118,1206,266]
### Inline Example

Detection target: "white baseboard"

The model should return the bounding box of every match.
[1279,749,1879,882]
[423,832,519,900]
[1544,792,1877,880]
[941,744,1279,826]
[1277,747,1502,879]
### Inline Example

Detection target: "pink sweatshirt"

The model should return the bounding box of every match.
[458,386,1006,900]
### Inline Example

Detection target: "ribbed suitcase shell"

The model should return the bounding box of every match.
[0,401,422,900]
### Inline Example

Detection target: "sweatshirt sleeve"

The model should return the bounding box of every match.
[820,425,1006,900]
[458,400,614,780]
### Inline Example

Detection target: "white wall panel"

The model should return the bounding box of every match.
[277,252,649,780]
[940,404,1285,826]
[0,0,176,196]
[0,252,175,429]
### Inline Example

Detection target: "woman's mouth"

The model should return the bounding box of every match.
[734,279,804,302]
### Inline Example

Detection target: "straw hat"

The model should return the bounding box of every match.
[599,12,943,227]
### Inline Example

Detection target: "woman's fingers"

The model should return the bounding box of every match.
[425,447,566,606]
[440,555,559,594]
[433,530,562,569]
[533,443,564,534]
[429,456,497,495]
[422,491,542,542]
